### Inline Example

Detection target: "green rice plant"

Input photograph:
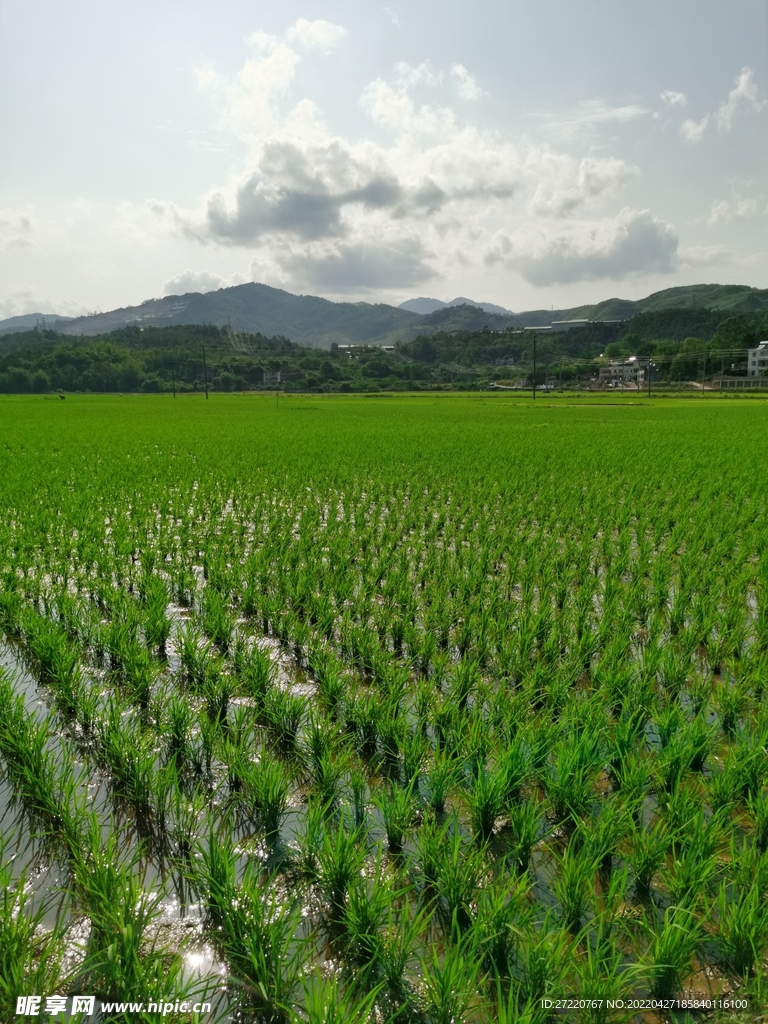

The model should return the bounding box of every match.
[164,691,193,764]
[348,768,368,831]
[641,905,702,999]
[726,837,768,901]
[473,875,531,977]
[609,707,646,769]
[295,798,326,879]
[747,789,768,852]
[374,780,417,853]
[378,898,431,1010]
[319,818,366,914]
[498,734,531,806]
[343,853,405,973]
[98,699,155,817]
[218,864,304,1022]
[449,658,481,711]
[715,880,768,978]
[168,782,208,863]
[309,646,347,719]
[193,823,238,931]
[628,819,669,897]
[201,585,236,654]
[242,754,290,836]
[292,976,381,1024]
[401,727,426,787]
[545,737,602,825]
[656,781,700,840]
[74,822,202,1014]
[378,705,405,772]
[0,841,68,1020]
[418,814,449,893]
[426,743,458,814]
[553,843,598,933]
[121,639,161,711]
[714,679,750,736]
[434,819,487,930]
[514,914,574,1011]
[141,574,172,653]
[201,661,233,725]
[178,621,214,689]
[662,842,718,909]
[419,922,486,1024]
[611,752,649,815]
[577,802,630,876]
[233,637,276,707]
[264,687,305,750]
[467,760,506,841]
[708,759,742,815]
[0,676,85,847]
[731,730,768,801]
[506,799,544,875]
[572,920,637,1024]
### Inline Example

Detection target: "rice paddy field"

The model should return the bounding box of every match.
[2,392,768,1024]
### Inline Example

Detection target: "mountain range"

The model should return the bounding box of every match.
[2,282,767,348]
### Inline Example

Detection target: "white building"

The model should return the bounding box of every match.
[747,341,768,377]
[598,355,650,383]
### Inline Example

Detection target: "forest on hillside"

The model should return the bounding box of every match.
[0,309,766,393]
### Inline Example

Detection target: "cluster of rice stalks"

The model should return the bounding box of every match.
[1,395,768,1021]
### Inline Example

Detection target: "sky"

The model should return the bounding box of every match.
[0,0,766,318]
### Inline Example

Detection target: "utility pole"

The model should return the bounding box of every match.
[172,347,177,399]
[532,333,537,400]
[720,355,724,393]
[647,360,652,399]
[202,346,209,400]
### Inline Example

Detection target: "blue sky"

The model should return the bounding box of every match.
[0,0,766,316]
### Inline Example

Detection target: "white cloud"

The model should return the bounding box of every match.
[680,114,709,143]
[283,236,435,291]
[450,64,483,101]
[707,193,762,225]
[284,19,348,53]
[487,207,678,286]
[0,208,35,249]
[163,270,226,295]
[536,99,649,141]
[716,67,765,130]
[0,289,88,319]
[528,156,635,218]
[155,31,672,296]
[383,7,401,27]
[660,90,687,107]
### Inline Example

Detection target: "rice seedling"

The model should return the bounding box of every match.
[513,915,574,1013]
[292,976,381,1024]
[628,819,669,897]
[748,789,768,852]
[318,818,366,915]
[241,754,290,837]
[0,839,68,1020]
[553,844,598,933]
[433,819,487,930]
[641,905,702,999]
[467,760,506,841]
[419,922,486,1024]
[217,865,304,1021]
[374,780,417,853]
[425,742,457,814]
[506,799,544,875]
[715,880,768,978]
[264,688,305,750]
